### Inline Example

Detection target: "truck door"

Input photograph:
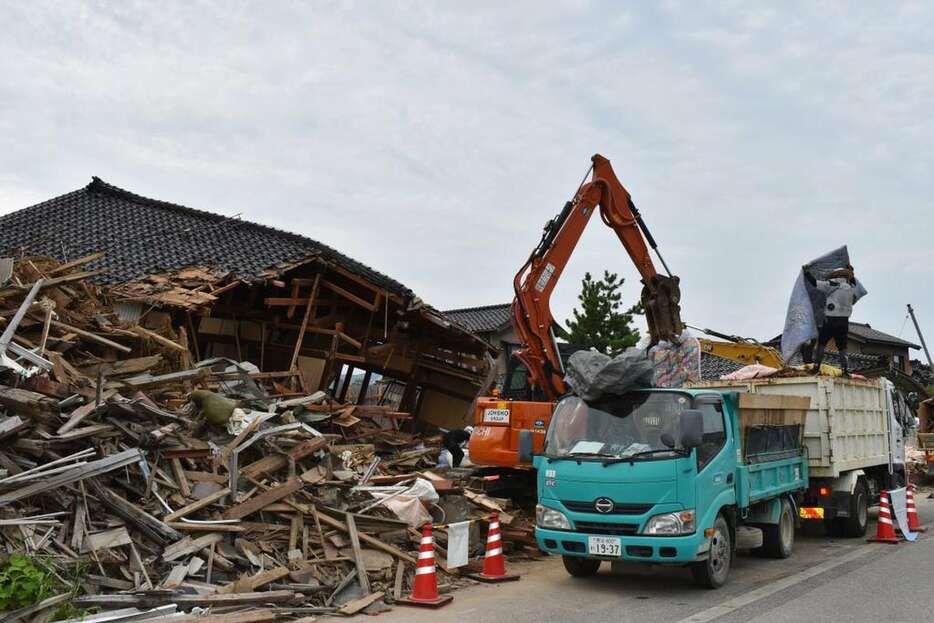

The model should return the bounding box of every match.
[693,397,733,525]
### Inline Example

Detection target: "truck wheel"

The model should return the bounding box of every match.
[838,479,868,538]
[760,498,795,558]
[691,514,731,589]
[562,556,600,578]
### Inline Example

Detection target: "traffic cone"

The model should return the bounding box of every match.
[867,490,900,544]
[398,523,453,608]
[906,485,926,533]
[470,513,520,583]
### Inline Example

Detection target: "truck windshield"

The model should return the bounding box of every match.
[544,393,689,460]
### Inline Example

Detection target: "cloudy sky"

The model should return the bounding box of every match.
[2,1,933,348]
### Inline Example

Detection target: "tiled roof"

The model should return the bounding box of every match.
[700,350,885,381]
[769,322,920,350]
[700,353,745,380]
[847,322,920,349]
[443,303,512,335]
[0,177,410,293]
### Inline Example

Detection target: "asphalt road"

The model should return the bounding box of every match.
[378,496,934,623]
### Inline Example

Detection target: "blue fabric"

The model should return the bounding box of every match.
[781,246,867,362]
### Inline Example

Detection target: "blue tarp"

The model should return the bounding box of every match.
[780,246,868,362]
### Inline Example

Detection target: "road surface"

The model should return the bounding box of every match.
[378,496,934,623]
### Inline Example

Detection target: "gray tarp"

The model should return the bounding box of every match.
[780,246,868,362]
[564,348,654,402]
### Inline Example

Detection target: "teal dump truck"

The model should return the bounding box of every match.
[526,377,907,588]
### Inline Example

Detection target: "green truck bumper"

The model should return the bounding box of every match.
[536,527,707,564]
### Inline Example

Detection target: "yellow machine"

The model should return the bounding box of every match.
[697,338,784,369]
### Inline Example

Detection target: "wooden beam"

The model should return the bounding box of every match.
[164,487,230,522]
[48,319,132,353]
[47,252,105,276]
[0,269,104,298]
[320,279,377,312]
[219,478,303,520]
[289,274,321,373]
[345,512,370,594]
[131,325,187,352]
[314,509,419,567]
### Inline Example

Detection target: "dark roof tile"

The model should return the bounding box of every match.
[443,303,512,334]
[0,177,410,294]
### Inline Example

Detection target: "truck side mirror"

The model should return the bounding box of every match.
[518,429,534,463]
[680,409,704,448]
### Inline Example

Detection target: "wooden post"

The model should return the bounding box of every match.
[289,274,321,374]
[338,365,354,403]
[186,312,201,362]
[355,370,372,406]
[319,321,343,392]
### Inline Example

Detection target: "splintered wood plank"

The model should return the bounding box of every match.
[163,533,224,562]
[345,513,370,595]
[314,511,419,567]
[218,565,291,594]
[47,251,106,275]
[219,478,302,520]
[164,488,230,522]
[337,591,385,616]
[393,560,405,600]
[243,437,328,479]
[170,458,192,498]
[161,564,189,589]
[82,527,132,553]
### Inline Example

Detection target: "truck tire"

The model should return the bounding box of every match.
[562,556,600,578]
[838,478,869,538]
[691,514,731,589]
[759,498,795,558]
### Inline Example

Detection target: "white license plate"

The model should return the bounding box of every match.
[483,408,510,424]
[587,536,621,557]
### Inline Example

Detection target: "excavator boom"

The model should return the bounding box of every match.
[470,154,684,470]
[511,154,683,400]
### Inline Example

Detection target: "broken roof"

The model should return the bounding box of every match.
[0,177,409,294]
[444,303,512,335]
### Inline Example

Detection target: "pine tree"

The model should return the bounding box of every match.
[564,270,642,356]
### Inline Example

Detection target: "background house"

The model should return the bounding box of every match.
[767,322,920,374]
[443,303,516,387]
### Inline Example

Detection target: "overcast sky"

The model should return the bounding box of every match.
[2,1,933,349]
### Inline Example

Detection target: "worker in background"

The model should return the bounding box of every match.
[440,426,474,468]
[803,264,862,375]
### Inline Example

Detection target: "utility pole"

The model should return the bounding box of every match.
[907,304,933,367]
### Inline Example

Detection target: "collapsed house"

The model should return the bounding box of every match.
[0,177,494,430]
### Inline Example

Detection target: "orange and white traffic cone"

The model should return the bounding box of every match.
[867,490,900,544]
[471,512,520,583]
[398,523,453,608]
[906,485,926,533]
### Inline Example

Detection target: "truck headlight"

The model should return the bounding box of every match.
[642,510,695,535]
[536,504,571,530]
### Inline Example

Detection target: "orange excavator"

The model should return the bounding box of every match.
[468,154,685,469]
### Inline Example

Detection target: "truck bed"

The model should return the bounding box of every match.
[689,376,891,479]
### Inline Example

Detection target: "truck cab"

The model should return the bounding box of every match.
[532,388,808,588]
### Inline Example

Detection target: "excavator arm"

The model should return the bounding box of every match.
[511,154,683,399]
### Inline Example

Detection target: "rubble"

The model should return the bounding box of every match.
[0,254,536,620]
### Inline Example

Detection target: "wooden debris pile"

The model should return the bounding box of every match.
[0,254,535,621]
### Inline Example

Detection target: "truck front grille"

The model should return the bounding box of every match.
[562,500,653,515]
[574,521,639,536]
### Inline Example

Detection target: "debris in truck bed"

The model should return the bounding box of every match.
[0,253,534,618]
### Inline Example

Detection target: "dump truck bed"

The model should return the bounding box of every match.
[689,376,891,479]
